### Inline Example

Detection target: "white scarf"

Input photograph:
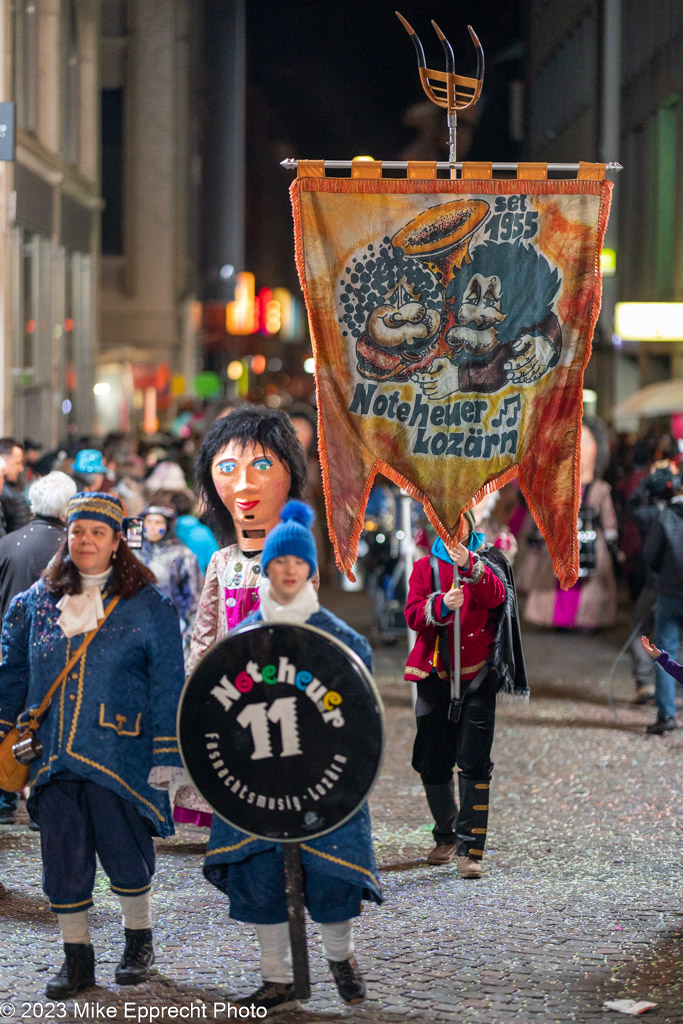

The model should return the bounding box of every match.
[257,579,319,624]
[56,569,110,637]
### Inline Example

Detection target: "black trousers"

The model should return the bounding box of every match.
[412,672,496,854]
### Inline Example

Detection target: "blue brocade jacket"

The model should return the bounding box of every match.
[204,606,383,911]
[0,579,185,836]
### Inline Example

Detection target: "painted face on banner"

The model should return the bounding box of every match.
[450,272,506,354]
[211,441,291,546]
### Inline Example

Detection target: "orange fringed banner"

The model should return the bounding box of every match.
[290,174,612,588]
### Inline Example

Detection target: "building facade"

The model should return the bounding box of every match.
[98,0,203,434]
[527,0,682,424]
[0,0,102,445]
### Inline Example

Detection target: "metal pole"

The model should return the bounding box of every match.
[451,561,461,705]
[399,491,417,651]
[280,159,623,174]
[447,111,457,166]
[282,844,311,1001]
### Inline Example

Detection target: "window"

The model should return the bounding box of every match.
[14,0,39,133]
[655,96,678,299]
[101,88,125,255]
[62,0,81,165]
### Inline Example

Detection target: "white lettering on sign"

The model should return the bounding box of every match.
[237,696,302,761]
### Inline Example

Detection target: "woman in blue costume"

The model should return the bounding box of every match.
[203,501,383,1014]
[0,493,185,998]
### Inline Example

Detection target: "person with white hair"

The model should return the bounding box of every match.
[0,471,77,622]
[0,471,77,825]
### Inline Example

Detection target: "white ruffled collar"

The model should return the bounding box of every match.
[56,570,111,637]
[257,579,319,624]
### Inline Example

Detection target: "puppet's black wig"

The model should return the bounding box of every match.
[195,406,308,545]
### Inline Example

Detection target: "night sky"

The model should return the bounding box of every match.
[246,0,526,162]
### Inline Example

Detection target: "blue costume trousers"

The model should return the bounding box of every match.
[205,847,363,925]
[33,778,156,913]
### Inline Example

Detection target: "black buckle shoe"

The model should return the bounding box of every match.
[115,928,155,986]
[234,981,300,1013]
[46,943,96,998]
[328,955,366,1004]
[646,717,677,735]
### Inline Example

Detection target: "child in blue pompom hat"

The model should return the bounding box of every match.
[203,500,383,1015]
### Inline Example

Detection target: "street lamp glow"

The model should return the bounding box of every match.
[303,357,315,374]
[93,382,111,396]
[600,248,617,276]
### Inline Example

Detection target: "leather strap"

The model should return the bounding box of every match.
[23,595,121,730]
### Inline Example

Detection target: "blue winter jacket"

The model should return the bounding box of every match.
[0,579,185,836]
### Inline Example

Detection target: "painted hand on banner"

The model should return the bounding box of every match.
[503,333,556,384]
[412,356,459,400]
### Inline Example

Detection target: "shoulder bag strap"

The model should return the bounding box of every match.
[27,595,121,728]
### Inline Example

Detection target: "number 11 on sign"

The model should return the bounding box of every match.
[237,697,302,760]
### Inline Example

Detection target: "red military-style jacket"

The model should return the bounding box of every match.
[404,550,506,684]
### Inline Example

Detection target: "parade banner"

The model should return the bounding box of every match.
[178,622,384,841]
[291,165,612,588]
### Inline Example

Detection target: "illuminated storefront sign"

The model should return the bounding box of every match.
[225,273,302,340]
[615,303,683,342]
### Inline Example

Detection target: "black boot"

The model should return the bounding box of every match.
[46,943,96,998]
[423,780,458,863]
[456,776,490,859]
[423,780,458,844]
[115,928,155,986]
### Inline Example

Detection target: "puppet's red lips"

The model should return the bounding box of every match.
[236,500,259,510]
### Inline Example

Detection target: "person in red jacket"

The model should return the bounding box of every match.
[405,511,528,878]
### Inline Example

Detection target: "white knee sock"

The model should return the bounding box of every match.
[117,892,152,931]
[58,910,91,945]
[255,922,293,984]
[320,920,354,962]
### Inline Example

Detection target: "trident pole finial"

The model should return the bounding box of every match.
[396,11,485,165]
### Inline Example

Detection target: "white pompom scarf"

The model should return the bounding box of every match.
[257,579,319,625]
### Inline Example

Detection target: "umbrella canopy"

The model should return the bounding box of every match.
[613,379,683,419]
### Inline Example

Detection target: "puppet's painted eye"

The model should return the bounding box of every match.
[215,460,237,474]
[252,458,273,471]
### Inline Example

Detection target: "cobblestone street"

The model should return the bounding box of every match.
[1,585,681,1024]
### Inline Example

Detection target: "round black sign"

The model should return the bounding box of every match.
[177,622,384,842]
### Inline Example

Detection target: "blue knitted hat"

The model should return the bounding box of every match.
[261,500,317,578]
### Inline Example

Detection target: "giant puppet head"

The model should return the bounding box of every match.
[195,406,308,551]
